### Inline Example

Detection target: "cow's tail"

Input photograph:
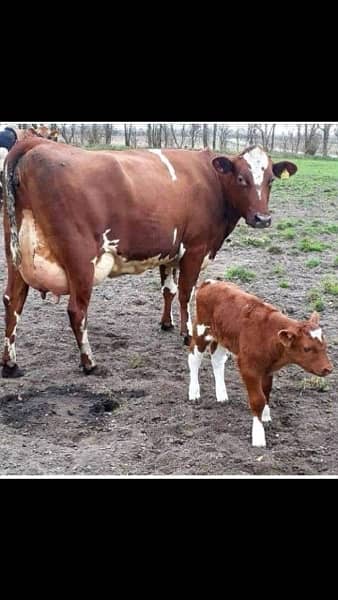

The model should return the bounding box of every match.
[3,136,49,268]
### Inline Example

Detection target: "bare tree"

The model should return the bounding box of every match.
[203,124,209,148]
[61,123,76,144]
[295,124,302,154]
[105,124,113,145]
[255,124,276,152]
[304,124,320,155]
[318,124,332,157]
[170,124,187,148]
[147,124,163,148]
[212,124,218,150]
[125,123,134,147]
[218,125,231,151]
[190,124,201,149]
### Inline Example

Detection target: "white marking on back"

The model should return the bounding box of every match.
[178,243,186,260]
[173,228,177,245]
[252,417,266,447]
[243,147,269,199]
[310,328,323,343]
[149,149,177,181]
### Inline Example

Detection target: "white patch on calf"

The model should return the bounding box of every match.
[188,346,204,400]
[211,345,229,402]
[252,417,266,447]
[187,287,195,336]
[178,243,186,260]
[149,149,177,181]
[173,228,177,245]
[197,324,206,336]
[205,334,214,342]
[243,147,269,199]
[310,328,323,343]
[201,252,211,270]
[262,404,272,423]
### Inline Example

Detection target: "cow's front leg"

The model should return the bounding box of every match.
[67,282,96,374]
[1,269,29,378]
[160,265,178,331]
[178,249,206,346]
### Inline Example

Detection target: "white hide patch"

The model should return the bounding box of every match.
[310,328,323,343]
[243,147,269,199]
[187,287,195,337]
[188,346,204,400]
[173,228,177,245]
[197,324,206,336]
[211,345,229,402]
[162,269,177,295]
[252,417,266,447]
[262,404,272,423]
[149,149,177,181]
[201,252,211,270]
[178,243,186,260]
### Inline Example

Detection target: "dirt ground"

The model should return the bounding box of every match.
[0,176,338,476]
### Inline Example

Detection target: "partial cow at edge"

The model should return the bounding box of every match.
[0,127,297,377]
[189,280,333,447]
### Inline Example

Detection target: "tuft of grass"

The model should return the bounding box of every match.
[300,377,330,393]
[241,236,270,248]
[334,256,338,267]
[225,266,256,283]
[322,276,338,296]
[306,258,320,268]
[298,238,329,253]
[268,245,284,255]
[130,354,143,369]
[280,228,296,240]
[279,281,289,289]
[273,264,285,276]
[276,218,304,230]
[307,289,325,312]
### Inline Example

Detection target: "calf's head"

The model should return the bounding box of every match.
[278,312,333,377]
[212,145,297,229]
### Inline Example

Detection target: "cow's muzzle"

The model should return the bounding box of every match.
[247,214,272,229]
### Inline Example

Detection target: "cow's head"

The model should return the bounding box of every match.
[212,145,297,229]
[278,312,333,377]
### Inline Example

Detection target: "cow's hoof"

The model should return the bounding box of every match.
[83,365,109,377]
[83,364,98,375]
[2,364,25,378]
[183,335,192,347]
[161,323,174,331]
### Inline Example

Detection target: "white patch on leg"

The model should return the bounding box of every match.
[211,345,229,402]
[310,328,323,343]
[252,417,266,447]
[162,269,177,295]
[262,404,272,423]
[4,337,16,367]
[149,149,177,181]
[243,147,269,199]
[187,287,195,337]
[188,346,204,400]
[80,318,95,366]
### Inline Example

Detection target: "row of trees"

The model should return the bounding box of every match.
[15,123,338,156]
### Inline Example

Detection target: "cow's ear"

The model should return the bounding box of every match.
[212,156,234,175]
[273,161,298,179]
[278,329,296,348]
[309,311,320,327]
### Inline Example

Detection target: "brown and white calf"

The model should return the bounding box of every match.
[188,280,333,447]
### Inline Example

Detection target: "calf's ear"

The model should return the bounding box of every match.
[278,329,296,348]
[309,311,320,327]
[273,161,298,178]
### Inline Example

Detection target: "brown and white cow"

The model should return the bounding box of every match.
[0,129,297,376]
[189,280,333,447]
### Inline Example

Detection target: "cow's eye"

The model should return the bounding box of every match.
[237,175,247,186]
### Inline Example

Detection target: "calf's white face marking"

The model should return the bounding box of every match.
[310,328,323,343]
[149,149,177,181]
[243,147,269,199]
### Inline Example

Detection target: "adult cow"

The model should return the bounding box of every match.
[0,129,297,376]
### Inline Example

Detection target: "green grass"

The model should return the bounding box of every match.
[322,277,338,295]
[300,376,330,393]
[241,236,270,248]
[298,238,330,253]
[225,266,256,283]
[334,256,338,267]
[279,281,289,289]
[306,258,320,268]
[307,289,325,312]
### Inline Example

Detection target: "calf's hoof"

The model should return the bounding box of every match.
[2,364,25,378]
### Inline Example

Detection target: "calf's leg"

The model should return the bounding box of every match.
[261,375,273,422]
[239,366,268,447]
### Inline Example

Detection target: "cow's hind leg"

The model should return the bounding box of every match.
[178,249,205,345]
[160,265,177,331]
[2,269,29,378]
[67,279,96,374]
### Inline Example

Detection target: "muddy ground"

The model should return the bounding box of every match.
[0,175,338,476]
